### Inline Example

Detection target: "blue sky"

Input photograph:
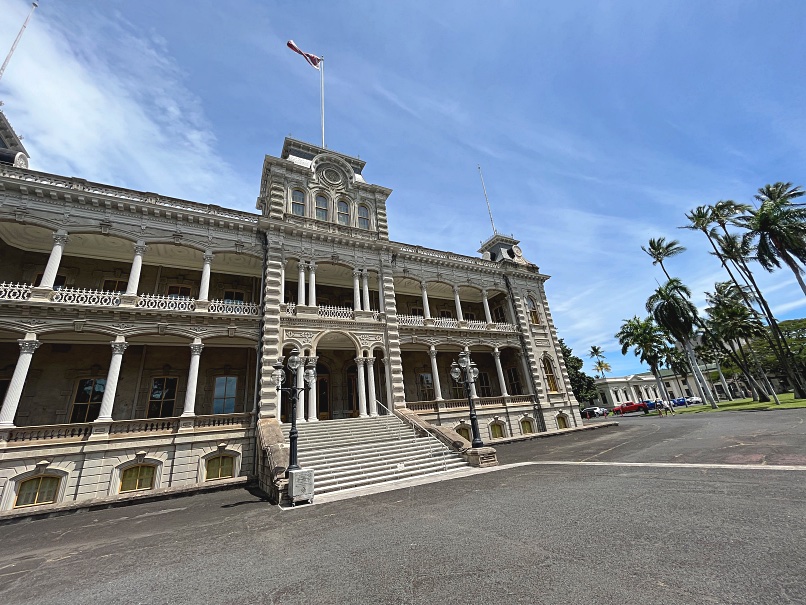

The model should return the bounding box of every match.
[2,0,804,376]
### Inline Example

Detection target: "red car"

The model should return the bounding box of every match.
[612,401,649,415]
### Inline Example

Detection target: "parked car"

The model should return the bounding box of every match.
[686,396,703,404]
[612,401,649,415]
[672,397,688,407]
[580,406,608,419]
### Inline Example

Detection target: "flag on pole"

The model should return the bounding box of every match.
[287,40,322,69]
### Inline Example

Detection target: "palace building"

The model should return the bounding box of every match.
[0,109,581,511]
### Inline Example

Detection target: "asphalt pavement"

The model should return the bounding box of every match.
[1,411,804,605]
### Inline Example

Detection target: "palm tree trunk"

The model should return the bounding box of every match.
[651,366,666,410]
[683,340,717,408]
[717,364,733,401]
[773,242,806,297]
[736,340,771,402]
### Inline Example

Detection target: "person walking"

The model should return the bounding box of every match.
[663,400,675,416]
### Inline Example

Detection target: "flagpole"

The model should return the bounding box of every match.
[320,57,325,148]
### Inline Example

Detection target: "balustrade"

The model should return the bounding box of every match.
[108,418,180,435]
[208,300,261,315]
[6,423,92,444]
[0,282,32,301]
[318,305,355,320]
[136,293,196,312]
[397,314,425,326]
[284,302,297,315]
[431,316,459,329]
[193,413,252,429]
[51,287,121,307]
[407,395,534,414]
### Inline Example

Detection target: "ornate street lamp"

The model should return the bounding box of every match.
[450,351,483,448]
[272,348,316,475]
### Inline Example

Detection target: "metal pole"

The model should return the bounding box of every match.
[320,58,325,148]
[0,2,38,83]
[287,374,300,473]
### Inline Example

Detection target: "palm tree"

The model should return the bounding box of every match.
[641,237,686,280]
[645,279,718,407]
[615,316,668,405]
[593,360,612,378]
[588,345,606,376]
[733,182,806,296]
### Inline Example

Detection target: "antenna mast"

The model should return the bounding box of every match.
[478,165,498,235]
[0,2,39,83]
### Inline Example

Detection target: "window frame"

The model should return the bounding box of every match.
[291,189,306,217]
[14,475,61,508]
[337,200,350,226]
[357,204,370,230]
[477,372,493,397]
[315,194,329,221]
[490,422,506,439]
[146,376,179,418]
[119,464,156,493]
[206,454,236,481]
[492,306,507,323]
[166,284,192,299]
[213,375,238,414]
[542,357,559,392]
[223,290,246,304]
[417,373,435,401]
[69,377,107,423]
[102,278,128,293]
[520,418,535,434]
[527,297,541,325]
[505,367,522,396]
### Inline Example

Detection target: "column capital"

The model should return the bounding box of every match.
[280,258,288,267]
[353,269,363,279]
[133,242,148,256]
[492,349,501,359]
[189,343,204,356]
[110,341,129,355]
[308,262,316,273]
[18,339,41,355]
[481,288,488,297]
[421,281,428,292]
[203,252,214,264]
[428,347,438,359]
[52,232,69,246]
[381,357,389,366]
[354,357,366,366]
[366,357,376,367]
[453,285,460,294]
[306,355,319,365]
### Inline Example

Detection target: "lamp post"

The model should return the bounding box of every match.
[450,351,484,448]
[272,348,316,475]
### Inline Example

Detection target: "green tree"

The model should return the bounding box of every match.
[588,345,607,376]
[559,339,599,405]
[735,183,806,296]
[641,237,686,280]
[645,279,718,407]
[615,316,668,405]
[593,360,612,378]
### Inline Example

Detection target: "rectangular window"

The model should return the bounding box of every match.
[167,285,191,298]
[505,367,522,396]
[223,290,245,304]
[15,476,60,507]
[417,373,435,401]
[464,312,476,321]
[120,465,155,492]
[147,377,178,418]
[315,195,328,221]
[291,190,306,216]
[410,306,423,316]
[451,384,465,400]
[439,310,453,318]
[477,372,493,397]
[103,278,128,293]
[492,306,507,323]
[70,378,106,423]
[213,376,238,414]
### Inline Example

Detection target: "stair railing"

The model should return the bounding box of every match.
[376,400,452,472]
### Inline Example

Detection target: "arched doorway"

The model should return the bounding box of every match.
[317,363,330,420]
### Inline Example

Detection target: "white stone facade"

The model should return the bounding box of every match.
[0,131,581,512]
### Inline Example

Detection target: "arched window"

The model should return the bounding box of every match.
[206,455,235,480]
[455,425,471,441]
[490,422,506,439]
[520,418,534,434]
[542,357,559,392]
[291,190,306,216]
[357,205,370,229]
[557,414,569,429]
[527,297,540,324]
[120,465,156,493]
[337,200,350,226]
[15,476,60,508]
[315,194,328,221]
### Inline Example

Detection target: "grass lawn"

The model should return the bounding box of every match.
[675,392,806,414]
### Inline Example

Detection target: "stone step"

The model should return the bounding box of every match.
[301,445,452,471]
[298,439,437,462]
[295,432,420,453]
[315,461,468,495]
[310,456,465,484]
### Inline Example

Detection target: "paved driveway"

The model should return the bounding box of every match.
[1,411,804,605]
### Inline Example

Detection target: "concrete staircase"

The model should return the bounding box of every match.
[280,414,468,496]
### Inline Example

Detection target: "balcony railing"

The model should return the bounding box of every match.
[3,413,254,446]
[318,304,354,320]
[0,282,32,301]
[136,293,196,312]
[51,287,121,307]
[406,395,535,413]
[208,300,261,316]
[398,314,425,326]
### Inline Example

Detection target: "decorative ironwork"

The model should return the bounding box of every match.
[208,300,261,315]
[318,305,354,320]
[136,293,196,312]
[0,282,32,301]
[52,287,121,307]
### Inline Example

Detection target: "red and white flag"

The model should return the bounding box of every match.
[287,40,322,69]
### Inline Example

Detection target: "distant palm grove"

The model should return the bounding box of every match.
[601,182,806,406]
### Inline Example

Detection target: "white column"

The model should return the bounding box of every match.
[181,341,204,416]
[307,355,319,421]
[453,286,464,322]
[356,357,368,417]
[362,270,371,311]
[429,346,443,400]
[353,269,362,310]
[421,282,431,319]
[0,336,41,428]
[198,252,214,301]
[493,348,509,397]
[308,263,317,308]
[95,340,129,422]
[39,231,69,289]
[297,261,306,306]
[482,289,493,324]
[124,242,147,295]
[367,357,378,416]
[296,357,306,422]
[279,259,287,304]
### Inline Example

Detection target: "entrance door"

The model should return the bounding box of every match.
[557,415,568,429]
[347,373,359,418]
[317,377,330,420]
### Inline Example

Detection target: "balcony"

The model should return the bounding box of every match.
[406,395,535,414]
[396,313,518,333]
